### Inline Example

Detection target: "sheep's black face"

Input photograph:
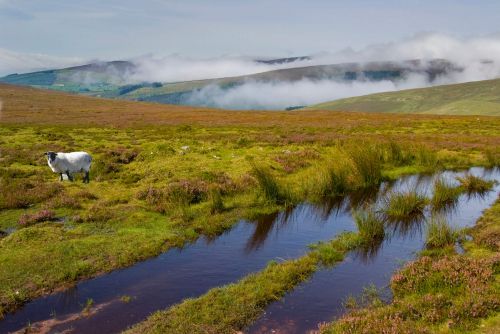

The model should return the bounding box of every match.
[46,151,57,163]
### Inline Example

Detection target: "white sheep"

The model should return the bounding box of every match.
[45,151,92,183]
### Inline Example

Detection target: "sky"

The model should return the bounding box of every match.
[1,0,500,75]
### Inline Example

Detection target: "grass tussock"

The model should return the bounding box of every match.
[386,141,414,166]
[209,189,224,214]
[425,215,460,249]
[312,161,351,199]
[353,207,385,245]
[347,144,384,188]
[416,145,439,168]
[484,149,500,167]
[251,165,293,205]
[457,174,495,194]
[431,177,463,210]
[137,180,209,213]
[383,190,428,220]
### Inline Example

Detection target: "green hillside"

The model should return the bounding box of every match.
[307,78,500,116]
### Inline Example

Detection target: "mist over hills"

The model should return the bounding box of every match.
[0,57,475,110]
[3,33,500,110]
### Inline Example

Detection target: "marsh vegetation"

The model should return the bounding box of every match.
[1,84,499,332]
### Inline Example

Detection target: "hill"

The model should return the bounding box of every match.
[3,82,498,130]
[0,59,462,108]
[307,78,500,116]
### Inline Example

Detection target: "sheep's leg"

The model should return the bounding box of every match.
[60,173,63,181]
[66,171,73,182]
[84,171,90,183]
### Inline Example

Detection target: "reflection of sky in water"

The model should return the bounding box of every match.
[248,168,500,334]
[1,168,498,334]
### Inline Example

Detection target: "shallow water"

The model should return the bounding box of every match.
[247,167,500,333]
[0,168,498,334]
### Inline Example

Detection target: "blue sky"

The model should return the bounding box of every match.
[1,0,500,75]
[2,0,500,57]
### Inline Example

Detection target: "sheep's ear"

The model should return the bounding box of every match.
[44,152,48,156]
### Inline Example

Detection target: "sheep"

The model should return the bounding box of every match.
[45,151,92,183]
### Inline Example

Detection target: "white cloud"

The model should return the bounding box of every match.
[186,75,429,110]
[129,54,313,83]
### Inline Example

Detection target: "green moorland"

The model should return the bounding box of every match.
[0,83,499,329]
[307,78,500,116]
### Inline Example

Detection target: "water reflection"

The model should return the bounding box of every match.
[352,237,385,264]
[245,208,294,252]
[247,168,500,334]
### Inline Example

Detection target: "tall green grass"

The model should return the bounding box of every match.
[251,165,292,205]
[383,190,428,220]
[347,144,383,188]
[485,150,500,167]
[353,206,386,244]
[312,162,351,199]
[209,189,225,214]
[416,145,439,169]
[431,177,463,210]
[425,216,459,249]
[387,141,413,166]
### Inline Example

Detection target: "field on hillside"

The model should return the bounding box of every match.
[308,78,500,116]
[1,83,499,332]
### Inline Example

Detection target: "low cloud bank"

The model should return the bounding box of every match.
[186,74,429,110]
[129,33,500,83]
[131,33,500,109]
[128,54,312,83]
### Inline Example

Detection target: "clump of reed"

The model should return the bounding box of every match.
[347,144,384,188]
[383,190,428,220]
[425,215,459,249]
[415,145,439,169]
[485,149,500,167]
[312,162,351,199]
[353,206,386,245]
[430,177,463,210]
[251,165,293,205]
[386,141,413,166]
[209,189,225,214]
[456,174,495,194]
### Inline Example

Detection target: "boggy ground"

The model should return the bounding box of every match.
[319,195,500,334]
[0,84,499,321]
